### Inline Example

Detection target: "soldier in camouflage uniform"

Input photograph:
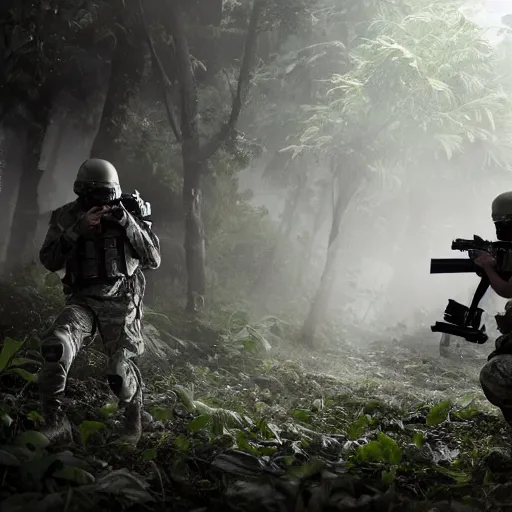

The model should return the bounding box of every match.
[38,158,161,445]
[476,192,512,427]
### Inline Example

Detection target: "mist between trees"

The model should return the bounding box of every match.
[2,0,512,345]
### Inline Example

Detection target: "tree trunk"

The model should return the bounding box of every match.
[297,181,330,285]
[141,0,264,311]
[301,171,362,345]
[0,126,24,266]
[4,120,48,272]
[183,152,206,311]
[90,16,146,166]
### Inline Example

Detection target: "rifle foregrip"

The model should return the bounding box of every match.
[430,258,477,274]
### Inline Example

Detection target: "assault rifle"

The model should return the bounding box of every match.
[108,190,151,221]
[430,235,512,344]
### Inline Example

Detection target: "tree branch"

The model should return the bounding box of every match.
[164,0,200,143]
[138,0,182,143]
[199,0,266,163]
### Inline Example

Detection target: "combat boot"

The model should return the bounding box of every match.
[40,399,73,445]
[117,391,142,446]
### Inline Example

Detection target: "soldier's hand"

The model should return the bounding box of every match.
[80,206,110,231]
[474,250,497,269]
[103,203,128,227]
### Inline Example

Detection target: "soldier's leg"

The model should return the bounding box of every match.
[97,297,144,444]
[38,304,95,442]
[439,333,451,357]
[480,355,512,426]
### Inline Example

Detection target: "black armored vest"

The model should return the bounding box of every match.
[75,220,127,282]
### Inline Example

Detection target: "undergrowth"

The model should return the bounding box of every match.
[0,275,511,512]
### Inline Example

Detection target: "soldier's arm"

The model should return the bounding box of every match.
[39,211,82,272]
[124,214,161,270]
[482,266,512,298]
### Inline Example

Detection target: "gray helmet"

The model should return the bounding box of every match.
[492,192,512,223]
[73,158,121,200]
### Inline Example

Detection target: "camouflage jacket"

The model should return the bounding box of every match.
[489,301,512,360]
[40,200,161,299]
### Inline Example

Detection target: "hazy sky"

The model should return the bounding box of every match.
[463,0,512,41]
[470,1,511,25]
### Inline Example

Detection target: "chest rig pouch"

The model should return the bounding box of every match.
[77,220,127,283]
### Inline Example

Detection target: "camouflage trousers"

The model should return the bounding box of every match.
[38,293,144,407]
[480,350,512,426]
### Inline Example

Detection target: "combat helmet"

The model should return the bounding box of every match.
[492,191,512,223]
[73,158,121,202]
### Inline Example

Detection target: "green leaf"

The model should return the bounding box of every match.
[78,421,105,448]
[412,431,424,448]
[292,409,312,422]
[356,440,384,463]
[426,400,452,426]
[347,415,369,440]
[454,407,480,420]
[236,431,260,456]
[149,406,173,422]
[142,447,158,461]
[174,435,190,451]
[99,402,118,418]
[27,411,43,423]
[435,466,471,484]
[1,414,13,427]
[256,419,282,443]
[376,432,402,465]
[382,467,396,486]
[0,338,24,371]
[356,433,402,465]
[6,367,37,382]
[10,357,41,367]
[188,414,210,432]
[287,458,325,479]
[282,455,295,466]
[15,430,50,450]
[53,465,95,485]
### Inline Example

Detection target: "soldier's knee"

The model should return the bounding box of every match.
[480,361,493,387]
[107,357,141,403]
[480,356,512,409]
[41,327,74,363]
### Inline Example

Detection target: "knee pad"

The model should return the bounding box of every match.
[107,360,141,404]
[107,375,123,397]
[41,343,64,363]
[41,327,76,366]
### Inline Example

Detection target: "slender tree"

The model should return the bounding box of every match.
[140,0,266,312]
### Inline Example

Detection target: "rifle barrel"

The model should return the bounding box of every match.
[430,258,476,274]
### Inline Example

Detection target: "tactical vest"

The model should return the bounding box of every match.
[500,251,512,274]
[67,220,139,286]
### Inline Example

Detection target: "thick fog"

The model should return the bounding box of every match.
[240,156,510,338]
[236,0,512,338]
